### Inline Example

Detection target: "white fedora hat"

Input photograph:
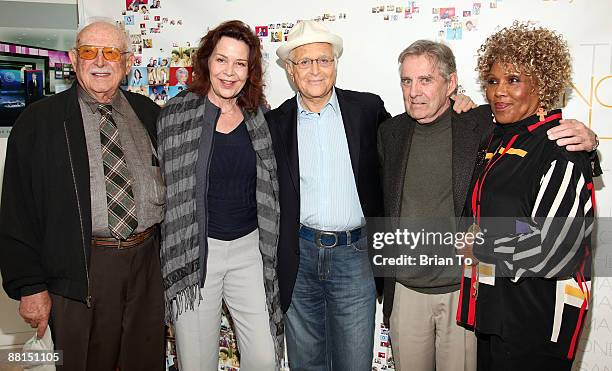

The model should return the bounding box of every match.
[276,20,343,61]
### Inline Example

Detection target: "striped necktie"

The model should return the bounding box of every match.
[98,104,138,240]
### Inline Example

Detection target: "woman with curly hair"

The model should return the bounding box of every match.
[457,22,595,370]
[156,20,282,370]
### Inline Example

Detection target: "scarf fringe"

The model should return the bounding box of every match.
[165,283,202,324]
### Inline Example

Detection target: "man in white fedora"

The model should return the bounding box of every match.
[266,20,479,370]
[265,20,391,370]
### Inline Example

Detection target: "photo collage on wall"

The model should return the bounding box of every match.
[121,0,195,105]
[266,22,294,43]
[218,315,240,370]
[431,1,501,41]
[255,9,349,50]
[371,2,420,21]
[366,0,505,40]
[372,322,395,371]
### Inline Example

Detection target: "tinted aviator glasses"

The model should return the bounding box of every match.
[289,57,335,69]
[75,45,129,62]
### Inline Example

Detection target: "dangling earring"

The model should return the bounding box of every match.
[536,106,547,121]
[491,112,496,124]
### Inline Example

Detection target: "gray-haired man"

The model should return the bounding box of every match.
[0,20,165,370]
[266,20,391,370]
[377,40,596,371]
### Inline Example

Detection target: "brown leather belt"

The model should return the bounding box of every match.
[92,226,156,249]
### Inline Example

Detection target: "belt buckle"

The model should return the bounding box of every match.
[316,231,337,248]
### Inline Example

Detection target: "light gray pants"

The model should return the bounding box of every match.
[174,230,276,371]
[390,282,476,371]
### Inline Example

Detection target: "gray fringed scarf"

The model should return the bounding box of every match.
[157,91,284,367]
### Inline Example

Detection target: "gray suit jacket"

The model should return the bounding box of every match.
[377,104,493,319]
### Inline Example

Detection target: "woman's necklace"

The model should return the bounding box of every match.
[219,102,239,115]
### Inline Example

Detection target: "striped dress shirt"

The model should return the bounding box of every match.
[296,89,364,231]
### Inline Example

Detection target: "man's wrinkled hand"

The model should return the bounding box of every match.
[456,237,479,266]
[547,119,598,152]
[19,290,52,339]
[451,94,478,113]
[460,242,479,266]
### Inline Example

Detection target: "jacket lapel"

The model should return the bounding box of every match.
[390,114,415,217]
[451,111,481,216]
[64,83,93,245]
[279,98,300,198]
[336,88,360,182]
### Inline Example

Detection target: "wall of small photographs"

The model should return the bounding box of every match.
[115,0,194,105]
[78,1,612,370]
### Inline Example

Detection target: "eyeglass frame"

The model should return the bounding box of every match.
[288,57,336,69]
[73,45,131,62]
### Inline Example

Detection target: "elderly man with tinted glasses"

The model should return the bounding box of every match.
[0,20,164,370]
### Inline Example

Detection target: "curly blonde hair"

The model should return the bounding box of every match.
[476,21,572,110]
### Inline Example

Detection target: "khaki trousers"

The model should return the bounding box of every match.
[389,282,476,371]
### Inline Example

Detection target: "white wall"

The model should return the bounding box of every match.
[0,0,607,367]
[78,0,612,369]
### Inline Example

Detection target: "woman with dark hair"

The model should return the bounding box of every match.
[182,48,193,67]
[156,20,282,370]
[170,49,184,67]
[130,68,143,86]
[458,22,594,370]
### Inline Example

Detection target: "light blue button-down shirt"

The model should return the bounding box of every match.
[297,88,364,231]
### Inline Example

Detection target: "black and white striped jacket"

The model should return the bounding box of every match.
[458,109,594,360]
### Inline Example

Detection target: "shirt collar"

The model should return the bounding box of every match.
[296,87,339,116]
[78,85,127,117]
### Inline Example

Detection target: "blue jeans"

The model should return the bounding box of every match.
[285,235,377,371]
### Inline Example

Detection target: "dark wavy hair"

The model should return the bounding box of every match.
[189,20,265,112]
